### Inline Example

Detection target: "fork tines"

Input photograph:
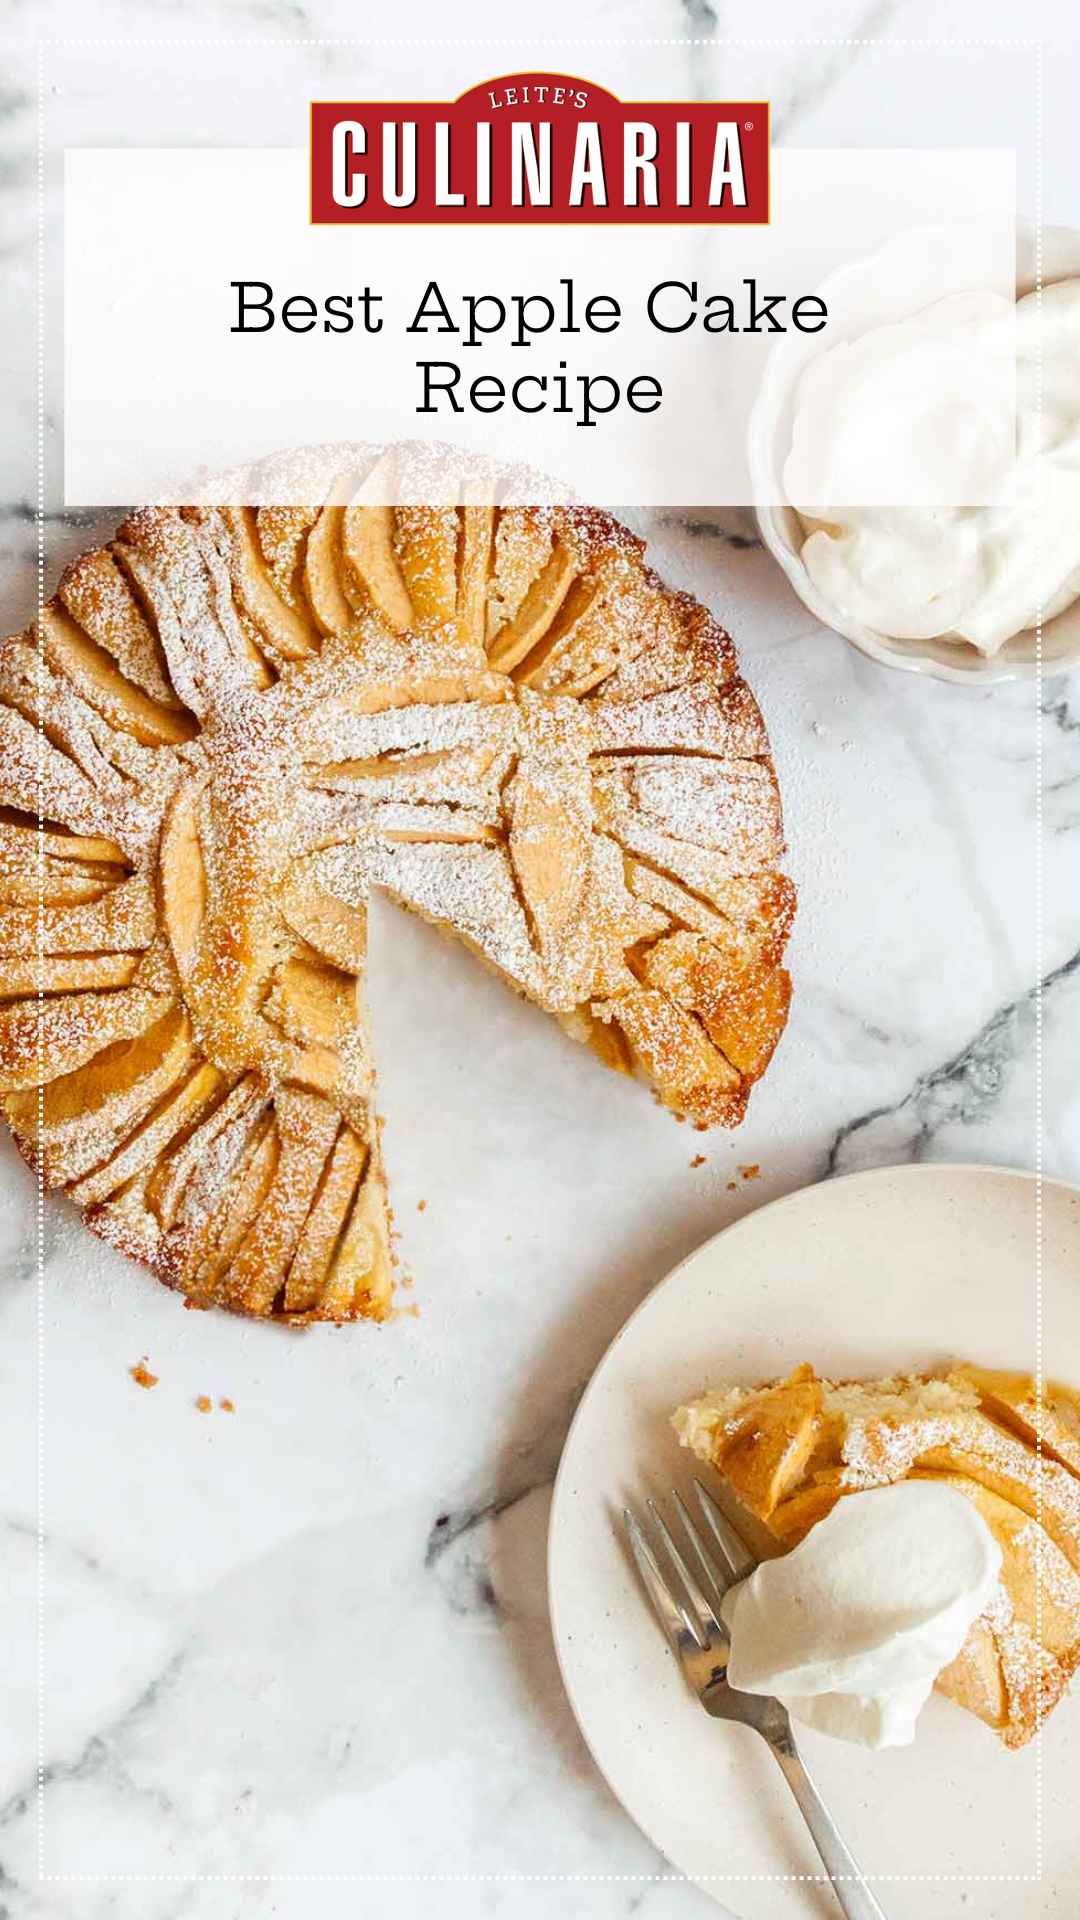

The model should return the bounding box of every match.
[623,1479,757,1661]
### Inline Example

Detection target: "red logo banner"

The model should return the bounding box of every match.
[310,73,769,225]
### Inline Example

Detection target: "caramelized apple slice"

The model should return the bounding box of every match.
[487,546,576,672]
[58,547,181,709]
[0,952,140,997]
[704,1366,824,1522]
[304,505,355,635]
[0,942,175,1092]
[255,506,317,607]
[594,987,746,1127]
[218,1088,340,1316]
[181,1116,281,1304]
[505,768,589,957]
[638,930,791,1083]
[457,505,494,648]
[145,1074,266,1233]
[70,1058,228,1206]
[316,1162,393,1321]
[951,1365,1080,1477]
[486,509,554,644]
[393,507,460,629]
[283,1123,367,1314]
[3,1003,192,1185]
[918,1414,1080,1576]
[588,676,767,759]
[341,505,413,629]
[38,606,196,747]
[222,507,319,663]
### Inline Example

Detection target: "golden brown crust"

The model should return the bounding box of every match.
[3,487,793,1322]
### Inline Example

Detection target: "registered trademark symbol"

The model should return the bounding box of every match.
[744,120,754,131]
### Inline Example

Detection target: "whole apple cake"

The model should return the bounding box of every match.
[0,493,793,1321]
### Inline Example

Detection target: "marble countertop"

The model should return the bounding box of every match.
[1,4,1078,1918]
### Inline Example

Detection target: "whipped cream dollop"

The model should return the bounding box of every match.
[721,1481,1002,1748]
[784,279,1080,654]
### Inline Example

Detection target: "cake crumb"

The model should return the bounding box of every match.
[726,1179,738,1191]
[739,1164,761,1182]
[690,1154,706,1168]
[219,1397,235,1413]
[195,1395,212,1413]
[417,1199,427,1212]
[129,1359,158,1390]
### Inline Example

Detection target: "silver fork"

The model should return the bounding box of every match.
[624,1480,888,1920]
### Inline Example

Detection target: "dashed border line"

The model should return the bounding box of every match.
[33,29,1047,1892]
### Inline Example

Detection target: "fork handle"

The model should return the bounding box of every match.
[767,1734,889,1920]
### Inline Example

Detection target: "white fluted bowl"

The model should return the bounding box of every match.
[750,225,1080,684]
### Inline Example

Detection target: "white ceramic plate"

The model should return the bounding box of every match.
[549,1164,1080,1920]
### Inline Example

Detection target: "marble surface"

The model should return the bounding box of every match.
[1,4,1079,1917]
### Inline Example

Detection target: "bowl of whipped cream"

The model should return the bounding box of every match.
[750,224,1080,682]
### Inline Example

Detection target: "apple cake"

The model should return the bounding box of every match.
[0,495,793,1322]
[674,1362,1080,1747]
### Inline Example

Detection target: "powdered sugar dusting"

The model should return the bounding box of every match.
[3,481,791,1320]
